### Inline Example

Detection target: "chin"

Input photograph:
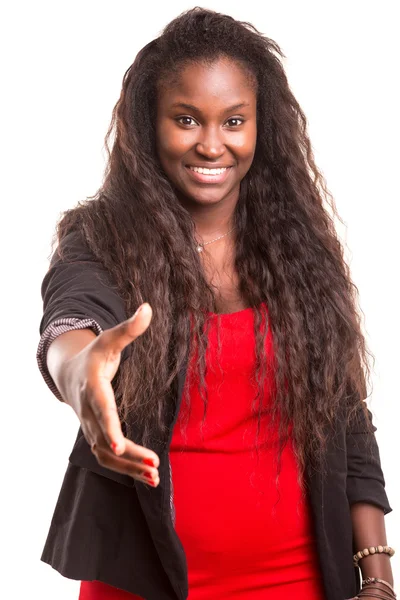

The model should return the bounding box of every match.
[182,187,229,206]
[193,194,223,205]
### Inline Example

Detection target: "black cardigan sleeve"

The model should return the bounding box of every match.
[39,228,128,336]
[346,401,392,515]
[38,228,131,396]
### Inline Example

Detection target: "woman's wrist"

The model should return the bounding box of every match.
[358,554,394,587]
[47,329,97,402]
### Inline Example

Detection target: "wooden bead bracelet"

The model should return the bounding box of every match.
[353,545,395,567]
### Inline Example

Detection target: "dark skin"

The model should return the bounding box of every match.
[350,502,394,594]
[156,57,257,313]
[46,58,393,597]
[157,58,394,596]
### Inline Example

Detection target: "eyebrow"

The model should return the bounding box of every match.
[170,102,250,114]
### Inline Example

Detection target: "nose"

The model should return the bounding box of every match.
[195,125,225,159]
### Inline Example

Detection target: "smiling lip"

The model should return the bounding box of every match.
[185,165,233,184]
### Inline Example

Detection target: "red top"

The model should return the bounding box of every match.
[80,306,325,600]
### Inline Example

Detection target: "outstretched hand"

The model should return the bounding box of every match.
[59,303,160,486]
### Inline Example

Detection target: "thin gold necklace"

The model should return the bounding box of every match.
[195,226,235,253]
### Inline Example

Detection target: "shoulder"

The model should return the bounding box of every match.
[49,226,94,267]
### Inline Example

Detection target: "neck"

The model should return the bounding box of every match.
[182,190,238,240]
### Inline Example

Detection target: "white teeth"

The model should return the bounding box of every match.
[189,166,228,175]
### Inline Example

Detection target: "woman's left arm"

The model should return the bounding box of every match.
[346,401,395,596]
[351,501,394,585]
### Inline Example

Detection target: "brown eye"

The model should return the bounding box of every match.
[226,118,244,127]
[177,116,197,126]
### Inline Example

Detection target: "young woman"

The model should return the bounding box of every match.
[37,8,395,600]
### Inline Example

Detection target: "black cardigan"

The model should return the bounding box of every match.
[38,230,393,600]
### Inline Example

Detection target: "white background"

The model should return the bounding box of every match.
[1,1,399,598]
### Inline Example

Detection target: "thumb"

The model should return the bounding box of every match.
[100,303,153,355]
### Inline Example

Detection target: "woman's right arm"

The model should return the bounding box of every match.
[37,317,103,401]
[45,306,160,486]
[46,328,97,399]
[37,229,160,485]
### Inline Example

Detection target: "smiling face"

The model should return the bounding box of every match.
[155,57,258,209]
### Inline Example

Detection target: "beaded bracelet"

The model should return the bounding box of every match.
[353,545,395,567]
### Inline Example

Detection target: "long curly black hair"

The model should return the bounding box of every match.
[56,7,374,491]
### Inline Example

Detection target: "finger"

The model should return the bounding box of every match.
[120,438,160,469]
[86,380,161,466]
[87,377,126,453]
[89,429,160,479]
[99,303,153,356]
[83,401,160,482]
[82,415,159,481]
[92,446,160,486]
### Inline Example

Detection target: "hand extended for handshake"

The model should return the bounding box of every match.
[54,303,160,487]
